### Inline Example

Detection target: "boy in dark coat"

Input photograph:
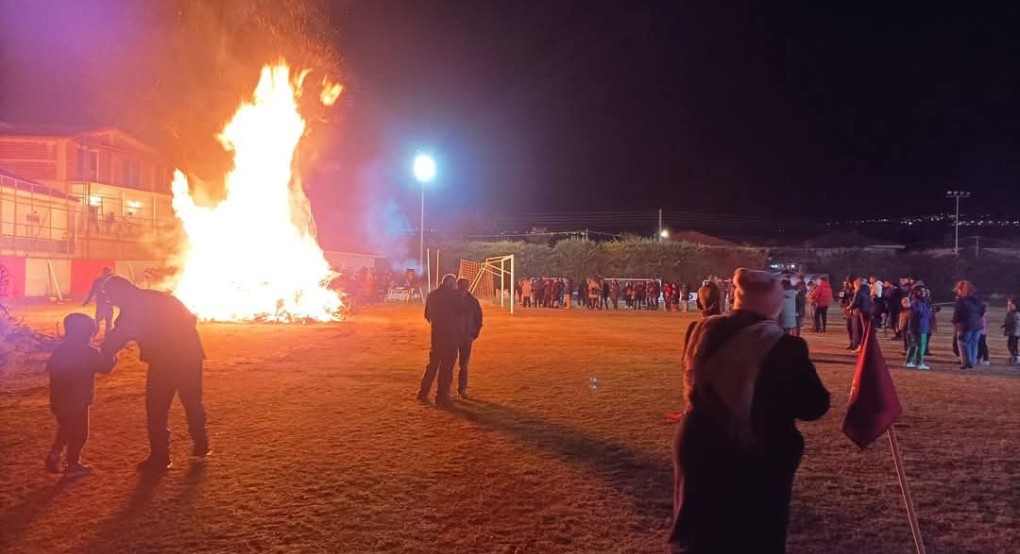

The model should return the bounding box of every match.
[671,268,829,554]
[455,278,483,398]
[46,313,116,476]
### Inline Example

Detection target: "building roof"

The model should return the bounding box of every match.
[0,168,70,200]
[671,230,740,247]
[0,123,160,154]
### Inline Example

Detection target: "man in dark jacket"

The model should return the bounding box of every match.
[672,268,829,554]
[101,277,208,471]
[455,278,483,399]
[83,267,115,336]
[417,274,464,407]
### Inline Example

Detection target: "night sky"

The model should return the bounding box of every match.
[2,1,1019,246]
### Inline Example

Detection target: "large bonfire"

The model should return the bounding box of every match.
[169,62,344,321]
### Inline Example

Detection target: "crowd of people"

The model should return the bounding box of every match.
[517,277,716,312]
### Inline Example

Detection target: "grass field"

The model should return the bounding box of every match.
[1,301,1018,553]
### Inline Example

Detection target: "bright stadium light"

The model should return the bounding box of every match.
[660,229,670,239]
[413,153,436,183]
[413,153,437,283]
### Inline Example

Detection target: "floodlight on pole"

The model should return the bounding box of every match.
[946,190,971,256]
[659,229,670,239]
[413,153,437,281]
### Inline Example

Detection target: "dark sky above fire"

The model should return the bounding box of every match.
[2,1,1019,250]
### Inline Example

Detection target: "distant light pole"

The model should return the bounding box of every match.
[946,190,971,255]
[413,153,437,273]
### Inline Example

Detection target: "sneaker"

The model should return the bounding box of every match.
[917,364,931,370]
[45,452,62,474]
[64,462,92,478]
[191,444,213,460]
[137,457,173,472]
[457,389,469,400]
[905,362,916,368]
[980,360,991,366]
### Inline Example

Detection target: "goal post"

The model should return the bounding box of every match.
[458,254,515,314]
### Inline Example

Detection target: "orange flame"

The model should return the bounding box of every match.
[169,63,344,321]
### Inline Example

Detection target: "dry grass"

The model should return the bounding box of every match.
[0,302,1018,553]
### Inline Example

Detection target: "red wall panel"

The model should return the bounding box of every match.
[71,259,115,297]
[0,256,27,298]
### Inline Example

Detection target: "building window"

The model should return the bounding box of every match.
[76,148,99,181]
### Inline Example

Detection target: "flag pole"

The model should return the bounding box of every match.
[887,425,926,554]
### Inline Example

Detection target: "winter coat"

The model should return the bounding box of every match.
[422,286,465,346]
[48,342,116,415]
[808,280,833,307]
[849,286,872,314]
[1003,309,1020,338]
[460,293,483,341]
[951,296,985,333]
[102,290,205,367]
[908,299,932,335]
[779,289,798,329]
[672,312,829,553]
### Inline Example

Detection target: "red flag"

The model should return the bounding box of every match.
[843,321,903,448]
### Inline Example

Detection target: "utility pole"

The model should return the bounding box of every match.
[945,190,971,255]
[658,208,663,240]
[975,235,979,258]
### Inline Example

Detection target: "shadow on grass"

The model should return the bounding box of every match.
[82,462,206,552]
[0,478,76,549]
[448,399,673,523]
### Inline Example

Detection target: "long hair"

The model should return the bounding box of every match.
[954,280,975,298]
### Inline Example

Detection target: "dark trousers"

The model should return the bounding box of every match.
[978,334,989,362]
[95,305,114,335]
[850,312,869,349]
[813,306,828,332]
[52,407,89,463]
[1008,336,1019,357]
[146,362,208,461]
[419,340,458,400]
[457,339,474,394]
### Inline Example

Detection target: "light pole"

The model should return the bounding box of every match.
[946,190,971,255]
[413,153,437,276]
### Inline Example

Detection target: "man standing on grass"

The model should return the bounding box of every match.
[455,278,483,399]
[101,276,209,471]
[82,267,115,336]
[417,274,464,407]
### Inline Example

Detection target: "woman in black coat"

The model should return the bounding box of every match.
[671,268,830,554]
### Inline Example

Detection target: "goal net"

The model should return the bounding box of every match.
[458,255,515,314]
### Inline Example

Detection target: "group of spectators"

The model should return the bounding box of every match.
[517,277,727,312]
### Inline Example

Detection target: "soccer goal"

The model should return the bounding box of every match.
[458,255,515,314]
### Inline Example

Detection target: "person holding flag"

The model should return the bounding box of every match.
[670,268,829,554]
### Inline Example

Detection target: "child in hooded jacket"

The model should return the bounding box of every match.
[46,313,116,476]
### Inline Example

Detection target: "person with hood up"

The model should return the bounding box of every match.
[670,268,829,554]
[951,280,984,370]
